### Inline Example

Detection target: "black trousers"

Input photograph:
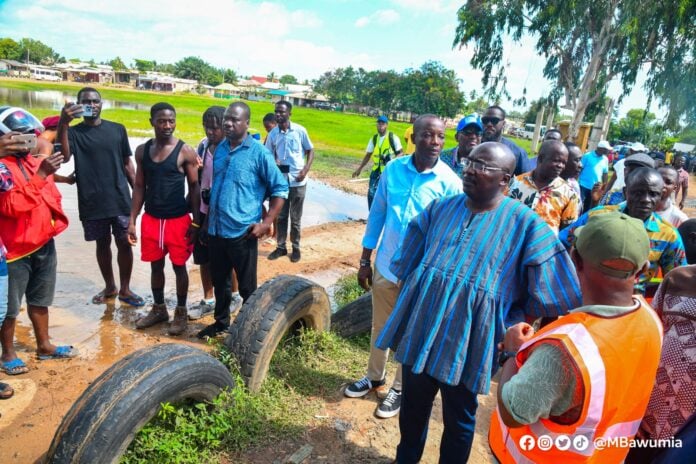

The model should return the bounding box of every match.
[208,234,258,327]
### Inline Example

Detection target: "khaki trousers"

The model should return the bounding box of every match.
[367,266,402,390]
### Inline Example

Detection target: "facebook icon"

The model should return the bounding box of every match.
[519,435,536,451]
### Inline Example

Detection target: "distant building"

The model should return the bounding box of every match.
[135,72,198,92]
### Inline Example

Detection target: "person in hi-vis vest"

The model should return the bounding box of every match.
[353,115,402,209]
[490,212,663,464]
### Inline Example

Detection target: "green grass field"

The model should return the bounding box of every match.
[0,78,535,181]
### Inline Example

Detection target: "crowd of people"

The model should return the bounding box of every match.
[0,92,694,463]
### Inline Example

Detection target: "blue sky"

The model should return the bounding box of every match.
[0,0,658,117]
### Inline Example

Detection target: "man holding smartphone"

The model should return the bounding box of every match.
[57,87,143,308]
[0,108,76,373]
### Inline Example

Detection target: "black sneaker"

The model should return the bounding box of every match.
[290,248,301,263]
[196,322,228,339]
[344,376,385,398]
[267,248,288,260]
[375,388,401,418]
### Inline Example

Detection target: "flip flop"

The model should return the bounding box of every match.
[1,358,29,375]
[37,345,79,360]
[92,290,118,304]
[0,382,14,399]
[118,293,146,307]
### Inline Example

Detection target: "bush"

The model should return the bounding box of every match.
[333,272,366,308]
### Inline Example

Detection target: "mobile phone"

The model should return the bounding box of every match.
[54,142,62,154]
[82,105,93,117]
[10,133,37,149]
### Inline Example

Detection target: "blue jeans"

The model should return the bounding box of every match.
[397,366,478,463]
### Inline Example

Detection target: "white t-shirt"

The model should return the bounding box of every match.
[656,199,688,228]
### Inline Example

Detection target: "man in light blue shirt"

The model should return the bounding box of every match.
[343,114,462,420]
[198,102,288,339]
[265,101,314,263]
[578,140,610,211]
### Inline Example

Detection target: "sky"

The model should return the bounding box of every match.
[0,0,661,118]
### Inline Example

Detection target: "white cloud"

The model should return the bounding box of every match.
[390,0,459,13]
[355,9,400,28]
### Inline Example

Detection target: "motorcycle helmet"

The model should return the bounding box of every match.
[0,106,45,135]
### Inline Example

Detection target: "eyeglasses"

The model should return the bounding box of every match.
[460,129,482,136]
[461,158,508,174]
[481,117,502,126]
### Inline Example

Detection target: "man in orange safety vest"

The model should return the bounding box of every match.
[489,212,664,463]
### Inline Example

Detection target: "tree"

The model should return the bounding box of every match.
[523,97,558,124]
[134,59,155,72]
[109,57,127,71]
[453,0,696,138]
[399,61,464,117]
[222,68,237,84]
[267,71,277,82]
[280,74,298,85]
[0,38,21,60]
[173,56,222,85]
[16,38,61,65]
[615,109,657,143]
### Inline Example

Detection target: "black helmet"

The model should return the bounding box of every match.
[0,106,45,135]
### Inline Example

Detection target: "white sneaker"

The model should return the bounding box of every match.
[230,294,243,314]
[188,299,214,320]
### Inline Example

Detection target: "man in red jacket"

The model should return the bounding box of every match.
[0,108,77,376]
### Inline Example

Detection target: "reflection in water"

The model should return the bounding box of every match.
[0,87,150,111]
[13,134,367,364]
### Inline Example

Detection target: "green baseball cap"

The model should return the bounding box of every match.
[575,212,650,278]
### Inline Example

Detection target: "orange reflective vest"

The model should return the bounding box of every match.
[489,297,663,463]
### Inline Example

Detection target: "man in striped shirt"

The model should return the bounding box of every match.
[377,142,581,463]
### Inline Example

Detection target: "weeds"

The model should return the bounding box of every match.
[333,272,366,309]
[121,330,370,463]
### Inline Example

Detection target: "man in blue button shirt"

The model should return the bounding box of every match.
[265,101,314,263]
[344,115,463,420]
[197,102,288,339]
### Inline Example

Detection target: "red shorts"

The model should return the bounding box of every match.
[140,213,193,266]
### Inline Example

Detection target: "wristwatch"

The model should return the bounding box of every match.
[498,350,517,367]
[359,259,371,268]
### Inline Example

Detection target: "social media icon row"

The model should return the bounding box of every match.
[518,434,590,452]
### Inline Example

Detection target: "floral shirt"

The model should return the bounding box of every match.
[0,162,12,260]
[509,172,581,233]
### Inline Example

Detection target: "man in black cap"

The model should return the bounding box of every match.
[353,115,403,209]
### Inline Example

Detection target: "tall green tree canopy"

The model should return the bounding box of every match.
[279,74,298,85]
[454,0,696,137]
[173,56,221,85]
[0,38,21,60]
[108,57,127,70]
[15,38,62,64]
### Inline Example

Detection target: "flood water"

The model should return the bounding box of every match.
[0,86,150,111]
[12,137,366,361]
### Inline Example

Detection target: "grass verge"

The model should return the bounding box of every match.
[333,272,366,309]
[121,330,370,463]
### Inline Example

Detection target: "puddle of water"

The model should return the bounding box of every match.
[13,136,366,362]
[0,87,150,112]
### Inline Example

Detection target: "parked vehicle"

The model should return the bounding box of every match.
[313,101,333,110]
[31,68,62,81]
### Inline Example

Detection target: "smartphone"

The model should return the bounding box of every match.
[82,105,93,118]
[10,133,37,150]
[54,142,62,154]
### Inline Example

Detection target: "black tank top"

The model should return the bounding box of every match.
[142,139,189,218]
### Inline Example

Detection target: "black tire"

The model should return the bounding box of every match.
[331,293,372,338]
[46,343,235,464]
[225,275,331,392]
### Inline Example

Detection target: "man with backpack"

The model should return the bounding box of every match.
[353,115,403,209]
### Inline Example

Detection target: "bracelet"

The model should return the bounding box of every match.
[359,259,371,267]
[191,222,200,228]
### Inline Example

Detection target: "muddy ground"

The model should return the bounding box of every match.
[1,170,695,463]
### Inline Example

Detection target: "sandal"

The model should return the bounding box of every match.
[0,382,14,399]
[1,358,29,375]
[118,293,146,307]
[37,345,79,360]
[92,290,118,304]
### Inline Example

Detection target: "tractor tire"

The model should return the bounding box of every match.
[46,343,234,464]
[331,293,372,338]
[225,275,331,392]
